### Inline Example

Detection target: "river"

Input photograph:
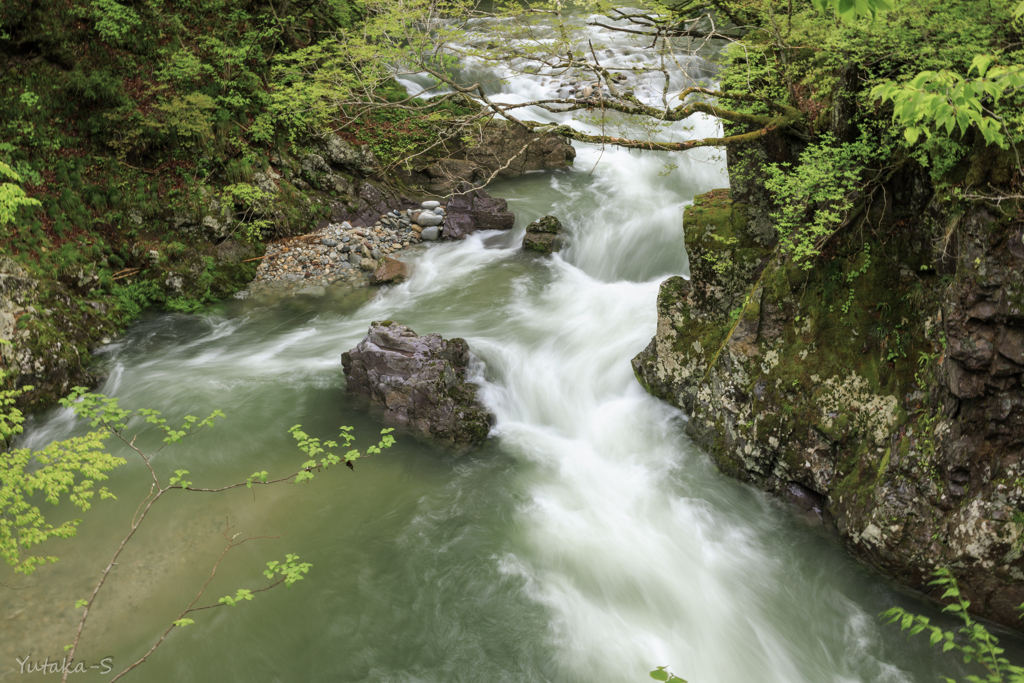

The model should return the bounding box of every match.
[0,8,1006,683]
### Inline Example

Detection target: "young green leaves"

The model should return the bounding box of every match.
[810,0,893,22]
[289,424,395,482]
[872,59,1024,150]
[881,567,1024,682]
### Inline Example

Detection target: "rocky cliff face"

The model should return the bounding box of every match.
[632,182,1024,627]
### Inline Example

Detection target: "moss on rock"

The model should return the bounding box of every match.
[633,187,1024,629]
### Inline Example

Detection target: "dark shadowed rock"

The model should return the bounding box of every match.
[523,215,565,255]
[441,183,515,239]
[341,321,495,446]
[783,482,824,517]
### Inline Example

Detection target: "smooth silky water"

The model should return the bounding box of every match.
[3,10,1018,683]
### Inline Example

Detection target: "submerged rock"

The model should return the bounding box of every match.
[342,321,495,446]
[522,215,565,255]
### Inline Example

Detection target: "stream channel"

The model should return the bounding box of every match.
[2,8,1015,683]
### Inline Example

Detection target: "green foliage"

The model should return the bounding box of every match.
[289,424,395,483]
[0,382,125,575]
[112,280,164,320]
[218,588,254,607]
[764,134,884,268]
[263,553,312,587]
[0,160,41,228]
[872,57,1024,149]
[82,0,142,44]
[882,567,1024,682]
[812,0,894,23]
[650,666,688,682]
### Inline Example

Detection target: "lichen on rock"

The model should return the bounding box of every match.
[633,186,1024,629]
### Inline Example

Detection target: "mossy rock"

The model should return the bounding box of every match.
[523,215,565,255]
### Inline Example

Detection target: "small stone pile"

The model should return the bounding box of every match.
[245,202,448,297]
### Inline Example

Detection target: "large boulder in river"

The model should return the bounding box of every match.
[522,215,565,255]
[342,321,494,446]
[442,183,515,240]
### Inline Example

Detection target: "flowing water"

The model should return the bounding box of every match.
[2,10,1017,683]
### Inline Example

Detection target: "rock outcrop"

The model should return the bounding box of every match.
[395,120,576,194]
[342,322,494,446]
[1,257,116,413]
[632,186,1024,629]
[442,183,515,240]
[522,215,565,255]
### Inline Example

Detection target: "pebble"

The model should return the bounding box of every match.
[242,205,443,299]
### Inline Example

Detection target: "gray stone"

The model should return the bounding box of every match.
[318,135,378,173]
[321,239,339,247]
[421,200,441,209]
[252,170,281,195]
[342,321,494,446]
[416,212,444,227]
[421,226,440,241]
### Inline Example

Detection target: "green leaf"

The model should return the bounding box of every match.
[651,669,670,681]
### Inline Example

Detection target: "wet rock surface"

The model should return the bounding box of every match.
[442,183,515,240]
[342,321,494,447]
[632,186,1024,629]
[370,256,409,286]
[522,215,565,255]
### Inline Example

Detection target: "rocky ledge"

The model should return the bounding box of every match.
[632,188,1024,628]
[342,321,495,447]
